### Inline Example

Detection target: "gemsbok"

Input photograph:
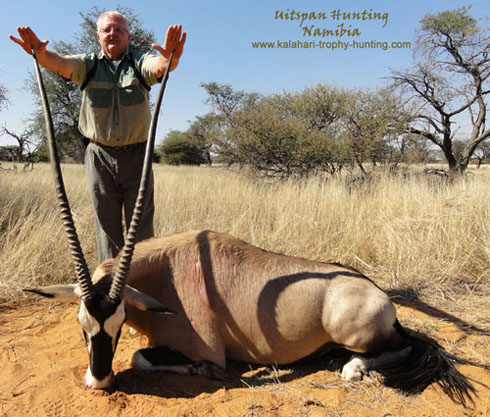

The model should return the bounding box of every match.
[26,48,485,408]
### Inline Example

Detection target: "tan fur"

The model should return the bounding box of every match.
[94,230,398,368]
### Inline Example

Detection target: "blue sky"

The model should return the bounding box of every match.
[1,0,488,146]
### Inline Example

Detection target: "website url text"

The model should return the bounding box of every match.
[251,39,411,51]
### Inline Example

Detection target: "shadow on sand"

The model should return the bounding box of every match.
[387,287,489,336]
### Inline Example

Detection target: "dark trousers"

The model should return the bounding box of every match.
[84,142,154,262]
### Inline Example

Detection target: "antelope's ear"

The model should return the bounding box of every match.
[24,284,81,300]
[124,286,175,314]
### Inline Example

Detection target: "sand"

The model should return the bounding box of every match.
[0,299,488,417]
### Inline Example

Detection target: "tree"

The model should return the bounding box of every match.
[27,6,156,162]
[0,81,8,111]
[157,130,207,165]
[392,6,490,174]
[185,114,223,165]
[28,41,86,162]
[0,124,39,168]
[202,81,260,119]
[202,82,350,177]
[397,133,437,164]
[473,140,490,167]
[342,88,410,173]
[201,82,418,177]
[0,145,18,162]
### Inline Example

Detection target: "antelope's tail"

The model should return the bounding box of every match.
[378,320,483,407]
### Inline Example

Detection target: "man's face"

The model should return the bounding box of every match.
[97,16,130,60]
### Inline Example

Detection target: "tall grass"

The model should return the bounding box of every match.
[1,163,489,302]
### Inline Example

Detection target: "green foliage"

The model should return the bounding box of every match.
[157,130,207,166]
[185,113,223,165]
[200,82,406,178]
[222,94,347,177]
[420,6,480,40]
[201,82,260,116]
[342,88,410,172]
[287,84,347,131]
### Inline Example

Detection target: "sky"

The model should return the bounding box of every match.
[1,0,489,146]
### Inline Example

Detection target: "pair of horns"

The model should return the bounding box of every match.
[33,49,175,301]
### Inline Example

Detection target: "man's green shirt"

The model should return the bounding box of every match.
[69,51,159,147]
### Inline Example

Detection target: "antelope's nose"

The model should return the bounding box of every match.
[84,367,115,390]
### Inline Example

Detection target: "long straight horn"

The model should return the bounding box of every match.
[32,50,93,299]
[108,50,175,301]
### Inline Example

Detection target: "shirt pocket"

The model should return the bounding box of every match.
[119,78,145,107]
[87,86,113,108]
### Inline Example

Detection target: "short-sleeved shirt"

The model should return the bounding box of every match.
[68,50,160,147]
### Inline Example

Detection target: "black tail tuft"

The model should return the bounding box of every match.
[376,320,477,407]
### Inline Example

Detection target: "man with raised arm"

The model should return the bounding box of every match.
[10,12,186,262]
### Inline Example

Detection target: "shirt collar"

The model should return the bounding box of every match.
[97,50,129,61]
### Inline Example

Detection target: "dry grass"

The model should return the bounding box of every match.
[1,163,489,312]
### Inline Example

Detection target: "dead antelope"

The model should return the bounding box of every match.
[30,229,483,406]
[28,48,483,407]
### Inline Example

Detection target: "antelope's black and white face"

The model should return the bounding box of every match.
[24,277,174,390]
[78,294,126,389]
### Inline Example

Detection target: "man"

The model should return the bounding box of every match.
[10,12,186,262]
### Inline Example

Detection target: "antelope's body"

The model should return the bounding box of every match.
[29,229,481,405]
[96,230,398,369]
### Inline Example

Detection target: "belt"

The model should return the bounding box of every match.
[89,140,143,151]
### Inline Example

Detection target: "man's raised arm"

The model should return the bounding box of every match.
[10,26,74,80]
